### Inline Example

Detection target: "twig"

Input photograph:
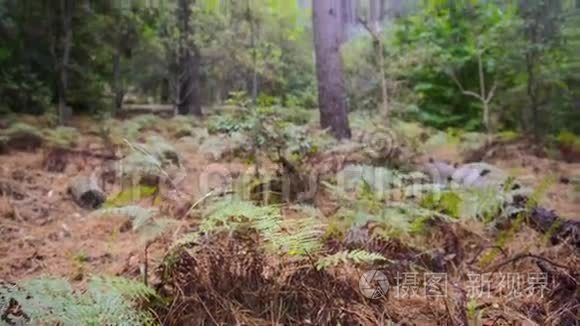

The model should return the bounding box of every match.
[486,81,497,103]
[143,240,154,287]
[468,245,508,265]
[357,17,380,40]
[183,189,217,219]
[195,293,220,326]
[357,15,389,115]
[484,253,572,274]
[449,72,483,101]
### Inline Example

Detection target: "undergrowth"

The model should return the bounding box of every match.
[0,276,157,326]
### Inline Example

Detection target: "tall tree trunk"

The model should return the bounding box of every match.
[177,0,202,116]
[359,16,389,116]
[527,56,541,141]
[312,0,351,140]
[247,0,259,105]
[339,0,349,42]
[160,78,170,103]
[369,0,378,22]
[57,0,73,126]
[178,49,202,116]
[379,0,386,20]
[112,51,124,115]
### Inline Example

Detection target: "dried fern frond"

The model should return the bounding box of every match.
[316,250,389,270]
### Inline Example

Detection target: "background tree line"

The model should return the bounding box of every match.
[0,0,578,140]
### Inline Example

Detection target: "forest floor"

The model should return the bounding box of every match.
[1,114,579,324]
[0,120,237,282]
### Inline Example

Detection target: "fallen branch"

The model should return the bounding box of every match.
[68,175,106,209]
[484,253,572,274]
[468,245,509,265]
[528,207,580,249]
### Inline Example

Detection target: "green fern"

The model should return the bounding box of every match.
[316,250,389,270]
[142,135,180,166]
[89,276,158,301]
[0,135,8,152]
[93,206,174,241]
[2,122,42,138]
[198,132,249,161]
[104,185,159,207]
[266,217,325,256]
[200,199,281,233]
[0,276,156,326]
[43,126,80,148]
[171,232,201,250]
[195,198,325,256]
[324,176,449,239]
[121,114,162,141]
[119,136,180,182]
[0,123,44,149]
[420,186,529,222]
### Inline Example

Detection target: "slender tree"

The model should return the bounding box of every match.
[53,0,74,125]
[246,0,259,105]
[177,0,202,116]
[312,0,351,139]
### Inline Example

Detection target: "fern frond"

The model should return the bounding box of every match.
[119,136,180,182]
[198,198,325,256]
[89,276,158,301]
[316,250,389,270]
[266,217,325,256]
[92,205,174,241]
[43,126,80,148]
[93,205,156,227]
[0,276,155,326]
[171,232,201,250]
[201,199,281,233]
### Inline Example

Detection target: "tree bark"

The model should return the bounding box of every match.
[526,54,541,140]
[69,175,106,210]
[112,51,124,115]
[57,0,73,126]
[247,0,259,105]
[312,0,351,140]
[177,0,202,116]
[358,17,389,116]
[161,78,170,103]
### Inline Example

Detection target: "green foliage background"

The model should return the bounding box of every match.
[0,0,578,134]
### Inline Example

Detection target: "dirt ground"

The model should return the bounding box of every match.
[0,129,234,282]
[0,120,578,289]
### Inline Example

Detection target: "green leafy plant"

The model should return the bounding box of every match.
[323,172,447,239]
[93,205,175,242]
[44,127,81,148]
[179,198,325,257]
[105,185,159,207]
[0,276,157,326]
[555,130,580,150]
[119,136,180,185]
